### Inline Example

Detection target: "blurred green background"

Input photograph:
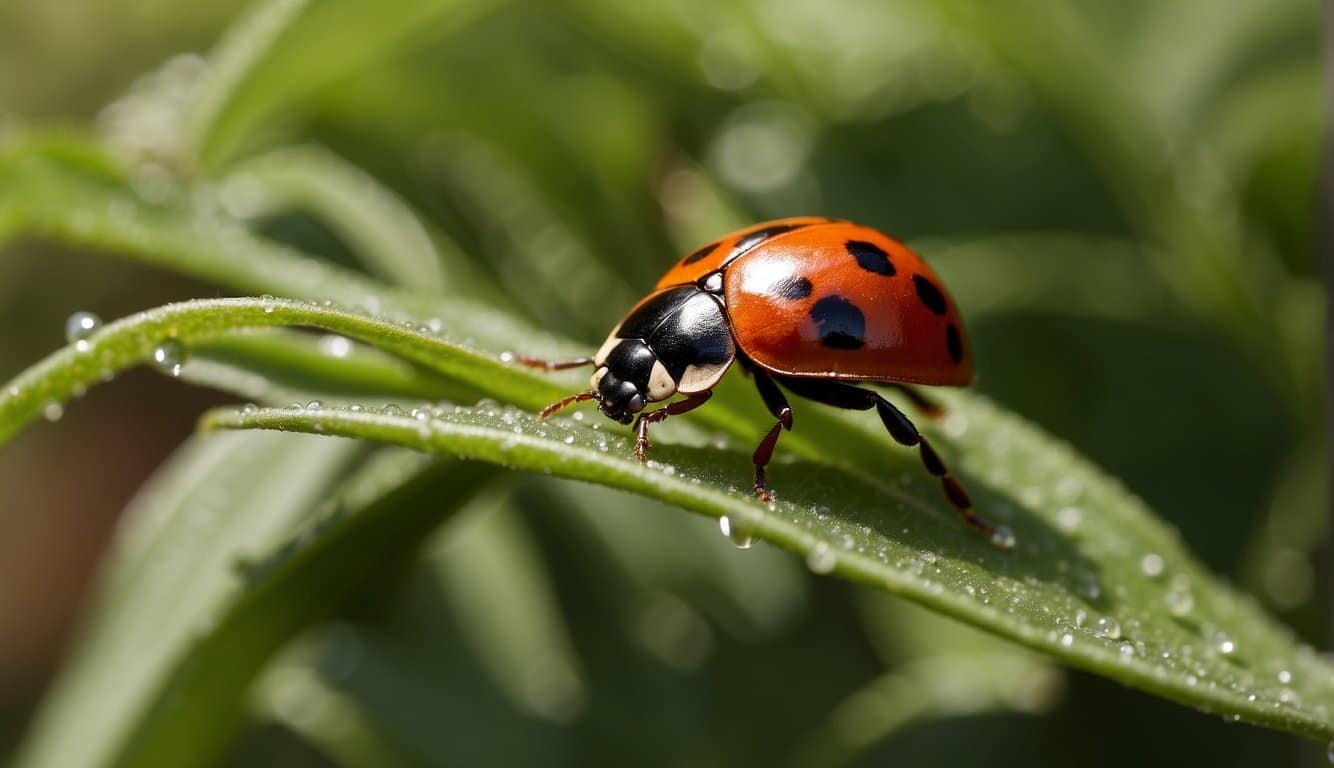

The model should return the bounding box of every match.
[0,0,1324,765]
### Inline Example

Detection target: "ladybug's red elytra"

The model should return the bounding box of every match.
[514,217,1004,545]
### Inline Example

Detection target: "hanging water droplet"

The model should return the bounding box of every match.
[151,340,187,377]
[1094,617,1121,640]
[65,311,101,343]
[718,515,753,550]
[43,401,64,422]
[806,542,836,574]
[990,525,1016,550]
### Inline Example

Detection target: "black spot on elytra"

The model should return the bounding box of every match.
[846,240,894,276]
[946,323,963,363]
[731,223,803,256]
[772,275,813,300]
[682,241,719,265]
[810,295,865,350]
[913,275,947,315]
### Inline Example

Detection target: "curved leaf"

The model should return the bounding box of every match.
[0,296,559,446]
[201,400,1334,742]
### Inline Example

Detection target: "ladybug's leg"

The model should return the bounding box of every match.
[776,377,1000,541]
[511,355,594,371]
[750,369,793,502]
[632,392,712,461]
[538,391,599,420]
[885,384,943,419]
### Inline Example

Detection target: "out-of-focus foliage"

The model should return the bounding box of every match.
[0,0,1323,766]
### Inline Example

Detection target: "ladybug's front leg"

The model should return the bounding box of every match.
[632,392,712,461]
[749,369,793,503]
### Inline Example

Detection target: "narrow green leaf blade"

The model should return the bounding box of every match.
[201,400,1334,742]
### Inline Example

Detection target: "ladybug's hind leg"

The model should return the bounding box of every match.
[749,368,793,503]
[886,383,943,420]
[775,376,1005,547]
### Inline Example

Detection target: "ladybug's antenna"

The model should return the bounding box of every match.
[538,391,599,420]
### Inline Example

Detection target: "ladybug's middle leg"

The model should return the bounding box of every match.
[749,368,793,502]
[632,392,712,461]
[775,376,1001,542]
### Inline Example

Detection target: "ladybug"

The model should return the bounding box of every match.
[514,217,1001,543]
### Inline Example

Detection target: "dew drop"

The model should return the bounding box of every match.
[1165,584,1194,617]
[260,294,276,314]
[499,351,515,363]
[43,401,64,422]
[1215,632,1235,655]
[717,516,752,550]
[1094,617,1121,640]
[319,335,352,358]
[1140,553,1165,578]
[1060,633,1074,648]
[1057,506,1082,532]
[410,407,431,421]
[383,404,404,417]
[306,400,325,411]
[65,311,101,343]
[1278,670,1292,684]
[241,403,259,415]
[1118,642,1135,658]
[562,434,575,445]
[806,542,836,575]
[151,340,187,377]
[990,525,1016,550]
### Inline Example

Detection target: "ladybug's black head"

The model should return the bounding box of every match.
[592,339,659,425]
[594,369,646,425]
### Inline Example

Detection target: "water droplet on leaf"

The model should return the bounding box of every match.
[65,311,101,343]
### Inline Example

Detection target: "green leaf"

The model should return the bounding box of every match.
[221,145,453,294]
[201,399,1334,742]
[186,0,504,170]
[0,296,558,447]
[15,434,494,768]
